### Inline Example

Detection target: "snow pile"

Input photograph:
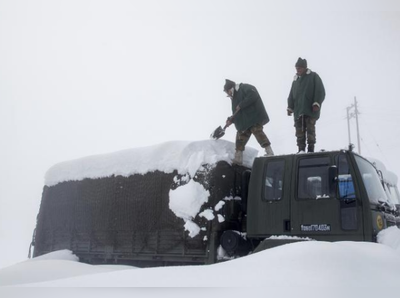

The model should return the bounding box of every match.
[2,229,400,289]
[0,251,131,287]
[214,200,225,211]
[169,180,210,220]
[377,226,400,253]
[183,221,201,238]
[30,249,79,262]
[169,179,210,237]
[44,140,258,186]
[199,209,215,220]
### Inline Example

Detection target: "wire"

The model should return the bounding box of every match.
[358,117,390,164]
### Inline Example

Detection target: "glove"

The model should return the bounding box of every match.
[312,105,320,112]
[226,116,233,127]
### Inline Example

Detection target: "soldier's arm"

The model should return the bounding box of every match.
[287,83,295,112]
[313,74,326,106]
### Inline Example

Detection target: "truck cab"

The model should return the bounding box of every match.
[245,150,400,246]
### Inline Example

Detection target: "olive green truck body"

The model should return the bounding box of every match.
[32,150,400,266]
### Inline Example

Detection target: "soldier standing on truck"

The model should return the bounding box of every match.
[223,79,274,165]
[287,58,326,153]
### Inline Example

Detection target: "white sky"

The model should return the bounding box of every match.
[1,0,400,269]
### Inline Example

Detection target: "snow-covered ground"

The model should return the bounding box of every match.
[1,226,400,295]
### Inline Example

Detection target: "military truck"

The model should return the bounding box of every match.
[31,142,400,266]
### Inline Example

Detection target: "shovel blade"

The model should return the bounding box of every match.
[211,126,225,140]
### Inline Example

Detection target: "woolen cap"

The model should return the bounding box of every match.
[295,57,307,68]
[223,79,236,92]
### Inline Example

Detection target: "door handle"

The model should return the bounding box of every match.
[284,220,291,232]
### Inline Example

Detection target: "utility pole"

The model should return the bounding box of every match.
[346,97,361,154]
[354,97,361,155]
[346,106,352,146]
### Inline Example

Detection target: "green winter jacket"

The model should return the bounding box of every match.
[287,70,325,120]
[231,83,269,132]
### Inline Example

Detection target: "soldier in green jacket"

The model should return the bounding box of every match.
[224,79,274,164]
[287,58,325,153]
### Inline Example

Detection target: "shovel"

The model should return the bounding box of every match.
[210,124,228,140]
[210,110,239,140]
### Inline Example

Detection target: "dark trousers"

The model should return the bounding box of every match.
[294,115,317,150]
[236,124,271,151]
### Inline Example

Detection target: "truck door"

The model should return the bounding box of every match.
[246,157,291,236]
[290,153,364,241]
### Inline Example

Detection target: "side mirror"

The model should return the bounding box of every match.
[377,170,386,190]
[328,165,338,198]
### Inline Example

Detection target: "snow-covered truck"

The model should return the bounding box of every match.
[31,140,400,266]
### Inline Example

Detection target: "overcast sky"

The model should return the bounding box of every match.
[1,0,400,268]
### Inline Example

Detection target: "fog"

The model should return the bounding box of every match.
[1,0,400,269]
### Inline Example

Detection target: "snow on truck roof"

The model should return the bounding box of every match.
[44,140,259,187]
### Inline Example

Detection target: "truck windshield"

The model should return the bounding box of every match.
[354,155,390,205]
[386,184,400,205]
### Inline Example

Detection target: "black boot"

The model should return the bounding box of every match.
[308,145,315,153]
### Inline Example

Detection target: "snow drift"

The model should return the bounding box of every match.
[1,227,400,288]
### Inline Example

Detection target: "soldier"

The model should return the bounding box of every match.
[287,58,326,153]
[224,79,274,165]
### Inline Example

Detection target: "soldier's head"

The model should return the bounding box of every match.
[223,79,236,98]
[295,57,308,76]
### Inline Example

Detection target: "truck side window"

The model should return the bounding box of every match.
[298,157,330,199]
[336,154,356,200]
[264,160,285,201]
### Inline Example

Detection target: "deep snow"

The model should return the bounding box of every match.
[0,227,400,292]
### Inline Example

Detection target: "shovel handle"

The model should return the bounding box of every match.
[224,109,240,129]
